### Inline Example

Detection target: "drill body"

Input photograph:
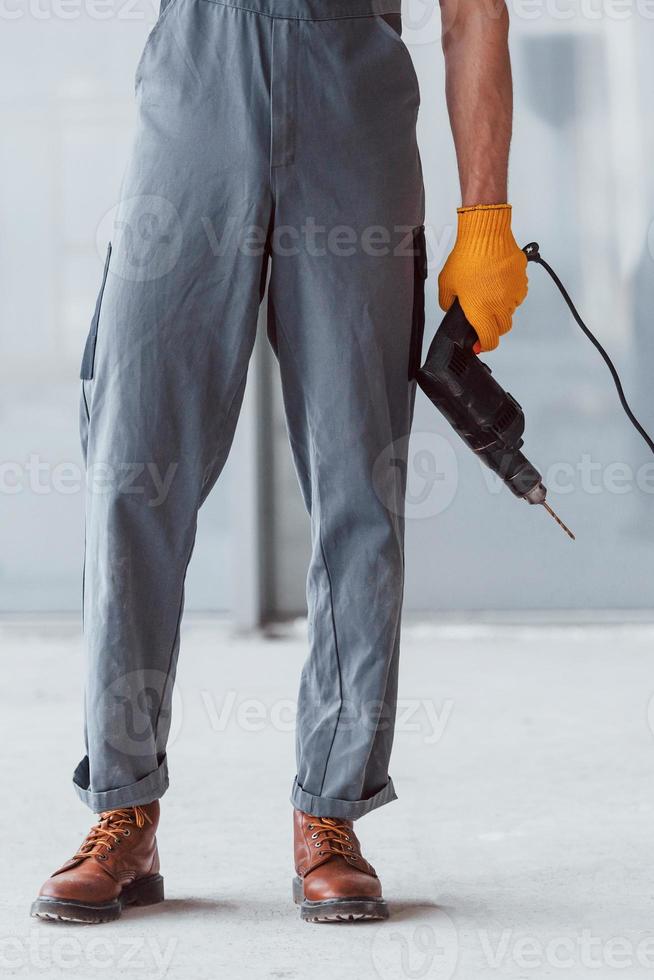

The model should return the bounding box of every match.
[417,299,546,503]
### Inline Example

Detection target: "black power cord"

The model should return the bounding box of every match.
[523,242,654,455]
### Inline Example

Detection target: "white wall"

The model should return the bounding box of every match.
[266,5,654,613]
[1,0,653,613]
[402,9,654,610]
[0,0,237,610]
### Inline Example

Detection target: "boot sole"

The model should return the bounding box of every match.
[292,876,389,923]
[30,874,164,924]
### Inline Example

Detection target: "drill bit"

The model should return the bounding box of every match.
[542,501,575,540]
[523,484,576,540]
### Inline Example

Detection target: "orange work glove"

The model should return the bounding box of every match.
[438,204,528,352]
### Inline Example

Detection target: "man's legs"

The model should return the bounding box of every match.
[264,12,425,919]
[75,0,274,809]
[269,10,425,822]
[75,2,424,818]
[34,0,278,924]
[34,0,424,925]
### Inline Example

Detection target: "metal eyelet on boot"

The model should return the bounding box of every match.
[98,854,108,861]
[311,833,318,839]
[123,829,131,837]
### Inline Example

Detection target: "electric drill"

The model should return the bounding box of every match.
[417,242,654,540]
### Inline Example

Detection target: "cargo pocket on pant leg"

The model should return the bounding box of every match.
[408,225,427,381]
[80,242,111,382]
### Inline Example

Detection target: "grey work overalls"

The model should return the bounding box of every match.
[76,0,426,820]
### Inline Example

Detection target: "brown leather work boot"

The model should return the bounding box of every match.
[293,809,388,922]
[31,802,163,923]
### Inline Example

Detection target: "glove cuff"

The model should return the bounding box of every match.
[454,204,513,257]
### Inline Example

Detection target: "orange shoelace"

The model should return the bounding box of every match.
[307,817,356,856]
[73,806,151,861]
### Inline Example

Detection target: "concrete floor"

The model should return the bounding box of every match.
[1,615,653,980]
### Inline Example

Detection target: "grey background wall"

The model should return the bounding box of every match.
[1,2,653,615]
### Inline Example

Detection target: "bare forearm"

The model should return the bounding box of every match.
[437,1,527,351]
[440,0,512,206]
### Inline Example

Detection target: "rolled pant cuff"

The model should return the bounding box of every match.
[72,755,169,812]
[290,776,397,821]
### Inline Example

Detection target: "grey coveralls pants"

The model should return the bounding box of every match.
[75,0,426,820]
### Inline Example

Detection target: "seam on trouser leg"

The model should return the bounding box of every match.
[359,566,404,777]
[316,529,344,797]
[155,359,257,746]
[264,302,345,799]
[200,361,253,504]
[150,522,199,747]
